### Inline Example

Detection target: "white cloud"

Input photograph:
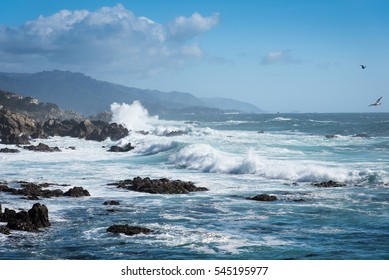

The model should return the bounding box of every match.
[0,4,219,80]
[261,50,299,65]
[168,12,219,41]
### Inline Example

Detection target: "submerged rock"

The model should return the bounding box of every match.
[247,194,278,201]
[312,180,346,188]
[107,224,153,236]
[108,143,135,152]
[109,176,208,194]
[103,200,120,205]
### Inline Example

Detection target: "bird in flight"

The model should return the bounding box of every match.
[360,64,367,69]
[369,97,382,107]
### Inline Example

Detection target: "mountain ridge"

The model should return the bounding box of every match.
[0,70,263,115]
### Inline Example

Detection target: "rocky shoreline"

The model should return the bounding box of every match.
[0,176,348,236]
[0,107,129,145]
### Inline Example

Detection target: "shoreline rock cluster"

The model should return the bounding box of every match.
[0,203,50,234]
[1,108,128,145]
[0,181,90,200]
[109,176,209,194]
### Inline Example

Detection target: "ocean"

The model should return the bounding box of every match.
[1,102,388,260]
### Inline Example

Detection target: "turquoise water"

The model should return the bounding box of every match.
[1,112,388,259]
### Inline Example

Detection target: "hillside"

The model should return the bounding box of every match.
[0,89,83,121]
[0,70,262,115]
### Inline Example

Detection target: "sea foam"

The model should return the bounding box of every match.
[110,101,157,131]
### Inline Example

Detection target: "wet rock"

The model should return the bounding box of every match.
[107,224,153,236]
[312,180,346,188]
[103,200,120,205]
[0,148,20,153]
[0,226,10,235]
[325,134,337,139]
[3,203,50,232]
[353,133,369,138]
[247,194,278,201]
[63,186,90,197]
[0,181,64,199]
[98,123,129,141]
[23,143,61,152]
[165,130,186,137]
[109,177,208,194]
[28,203,50,228]
[108,143,135,152]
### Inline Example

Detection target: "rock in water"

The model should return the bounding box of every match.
[5,203,50,232]
[107,224,153,236]
[108,143,135,152]
[63,186,91,197]
[247,194,278,201]
[28,203,50,228]
[109,177,208,194]
[23,143,61,152]
[312,180,346,188]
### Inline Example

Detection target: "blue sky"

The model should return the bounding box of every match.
[0,0,388,112]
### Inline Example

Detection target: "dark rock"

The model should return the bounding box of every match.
[109,176,208,194]
[103,200,120,205]
[325,134,337,139]
[165,130,186,137]
[3,203,50,232]
[98,122,129,141]
[312,180,346,188]
[7,219,38,232]
[0,226,10,235]
[42,119,77,137]
[108,143,135,152]
[107,224,153,236]
[0,208,16,223]
[247,194,278,201]
[23,143,61,152]
[0,181,64,199]
[353,133,369,138]
[0,148,20,153]
[63,186,90,197]
[28,203,50,228]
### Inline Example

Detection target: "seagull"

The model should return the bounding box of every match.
[360,64,367,69]
[369,97,382,107]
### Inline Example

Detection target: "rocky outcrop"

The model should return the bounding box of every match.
[312,180,346,188]
[107,224,153,236]
[1,108,129,144]
[0,181,88,199]
[0,147,20,153]
[109,177,208,194]
[108,143,135,152]
[247,194,278,201]
[0,108,37,144]
[23,143,61,152]
[43,118,129,142]
[0,203,50,232]
[63,186,90,197]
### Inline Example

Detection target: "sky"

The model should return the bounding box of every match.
[0,0,388,113]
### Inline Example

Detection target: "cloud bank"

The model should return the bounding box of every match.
[0,4,219,79]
